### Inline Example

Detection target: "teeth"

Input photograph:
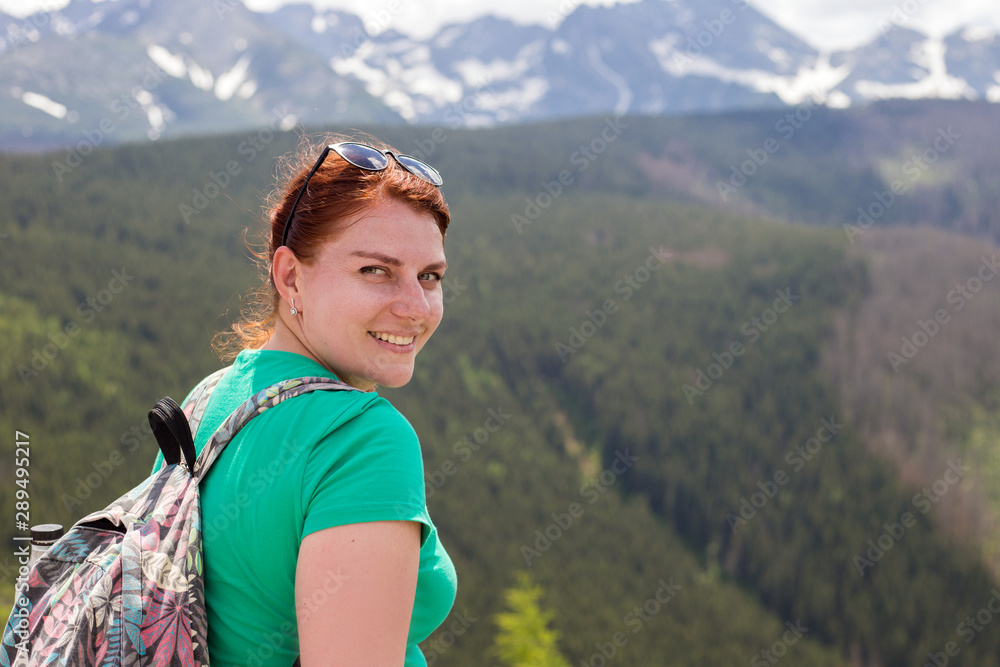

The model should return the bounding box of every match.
[371,332,414,346]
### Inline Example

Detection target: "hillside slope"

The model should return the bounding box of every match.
[366,100,1000,242]
[824,226,1000,579]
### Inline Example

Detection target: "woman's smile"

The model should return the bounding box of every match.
[276,197,447,391]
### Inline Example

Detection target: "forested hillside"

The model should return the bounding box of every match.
[825,227,1000,579]
[2,105,1000,665]
[370,99,1000,241]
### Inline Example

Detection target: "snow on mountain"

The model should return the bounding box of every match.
[20,91,69,118]
[1,0,998,150]
[943,26,1000,102]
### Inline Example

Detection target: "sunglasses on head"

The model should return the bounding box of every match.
[279,142,443,248]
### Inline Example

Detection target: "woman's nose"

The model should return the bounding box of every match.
[390,277,432,320]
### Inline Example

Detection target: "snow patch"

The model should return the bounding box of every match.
[651,36,850,105]
[854,38,976,101]
[149,43,217,93]
[311,16,326,33]
[215,54,252,101]
[237,80,257,99]
[331,44,386,95]
[146,105,165,139]
[454,57,523,86]
[454,40,544,87]
[21,91,67,118]
[402,64,463,106]
[761,54,852,104]
[147,44,186,78]
[907,37,938,72]
[131,89,174,141]
[826,90,852,108]
[587,44,631,115]
[384,47,463,106]
[473,77,549,114]
[334,41,463,112]
[649,35,687,75]
[962,25,998,42]
[188,62,214,91]
[383,89,417,121]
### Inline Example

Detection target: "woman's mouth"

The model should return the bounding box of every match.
[369,331,416,346]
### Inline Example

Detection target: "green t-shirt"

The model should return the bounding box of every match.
[150,349,457,666]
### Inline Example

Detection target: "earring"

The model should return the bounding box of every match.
[290,299,298,316]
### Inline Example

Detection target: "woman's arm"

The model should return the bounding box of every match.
[295,520,421,665]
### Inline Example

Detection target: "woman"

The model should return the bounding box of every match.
[153,135,457,666]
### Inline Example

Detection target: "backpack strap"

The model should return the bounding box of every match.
[148,397,197,472]
[183,365,231,440]
[192,376,360,483]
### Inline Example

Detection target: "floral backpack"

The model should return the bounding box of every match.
[1,369,358,666]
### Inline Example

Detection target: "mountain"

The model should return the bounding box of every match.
[0,0,401,150]
[2,0,1000,150]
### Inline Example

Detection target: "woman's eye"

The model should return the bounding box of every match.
[361,266,387,276]
[419,272,443,282]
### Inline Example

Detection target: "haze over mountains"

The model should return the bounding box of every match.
[3,0,1000,150]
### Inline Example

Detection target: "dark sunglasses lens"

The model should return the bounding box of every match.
[396,154,444,186]
[335,143,391,171]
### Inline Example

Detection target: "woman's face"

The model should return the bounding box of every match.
[293,198,447,391]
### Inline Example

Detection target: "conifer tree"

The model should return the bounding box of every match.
[492,572,571,667]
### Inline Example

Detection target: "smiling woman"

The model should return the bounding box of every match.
[151,133,456,666]
[266,198,447,390]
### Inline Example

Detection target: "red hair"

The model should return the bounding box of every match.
[213,133,451,360]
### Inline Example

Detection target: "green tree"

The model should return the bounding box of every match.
[492,572,570,667]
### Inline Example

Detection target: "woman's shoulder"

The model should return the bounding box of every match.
[184,349,420,463]
[303,389,418,452]
[230,348,387,411]
[232,349,417,439]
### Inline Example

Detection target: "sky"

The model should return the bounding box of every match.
[2,0,1000,51]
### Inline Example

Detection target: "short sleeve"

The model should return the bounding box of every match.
[299,397,432,544]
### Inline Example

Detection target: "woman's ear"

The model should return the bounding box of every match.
[271,246,301,305]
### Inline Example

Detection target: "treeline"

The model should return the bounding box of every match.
[369,99,1000,242]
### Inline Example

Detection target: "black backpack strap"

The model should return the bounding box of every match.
[192,376,360,483]
[148,366,230,475]
[148,397,197,472]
